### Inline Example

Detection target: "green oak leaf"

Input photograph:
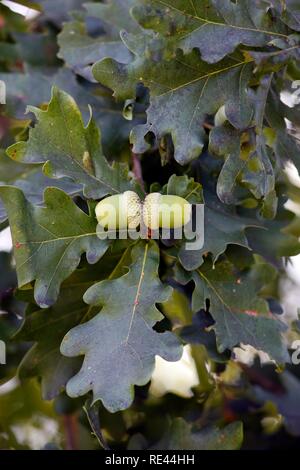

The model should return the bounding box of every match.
[14,246,126,399]
[57,20,131,81]
[0,186,109,308]
[0,150,80,225]
[246,218,300,264]
[210,125,251,205]
[85,0,138,36]
[161,289,193,327]
[210,75,276,210]
[16,292,85,401]
[268,0,300,32]
[58,1,141,80]
[6,87,132,199]
[255,371,300,436]
[132,0,288,63]
[191,259,289,363]
[0,68,143,157]
[13,31,60,67]
[265,88,300,174]
[180,312,229,363]
[0,252,16,300]
[35,0,88,26]
[61,241,183,413]
[248,74,276,210]
[58,20,129,66]
[210,128,275,208]
[0,251,23,385]
[162,174,203,203]
[0,69,79,120]
[249,39,300,69]
[179,190,258,270]
[93,49,254,164]
[154,418,243,450]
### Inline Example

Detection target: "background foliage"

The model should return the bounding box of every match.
[0,0,300,450]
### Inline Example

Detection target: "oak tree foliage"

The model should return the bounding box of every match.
[1,0,300,450]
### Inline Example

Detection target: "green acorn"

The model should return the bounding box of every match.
[95,191,141,229]
[143,193,191,230]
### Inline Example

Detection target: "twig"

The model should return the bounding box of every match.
[203,122,213,130]
[132,152,146,194]
[84,398,110,450]
[63,413,79,450]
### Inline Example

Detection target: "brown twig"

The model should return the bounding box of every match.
[63,413,79,450]
[203,122,214,130]
[132,152,146,194]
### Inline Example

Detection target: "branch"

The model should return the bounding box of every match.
[84,397,110,450]
[132,151,146,194]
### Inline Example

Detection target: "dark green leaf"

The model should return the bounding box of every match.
[191,259,289,363]
[61,241,183,412]
[93,49,254,164]
[154,418,243,450]
[0,186,109,307]
[256,371,300,436]
[179,190,257,270]
[6,87,132,199]
[132,0,288,62]
[0,68,143,157]
[0,150,80,224]
[14,246,127,398]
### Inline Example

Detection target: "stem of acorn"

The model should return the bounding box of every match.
[132,151,146,194]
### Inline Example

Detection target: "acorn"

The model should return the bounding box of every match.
[95,191,141,229]
[143,193,191,230]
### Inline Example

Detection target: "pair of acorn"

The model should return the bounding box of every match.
[95,191,191,230]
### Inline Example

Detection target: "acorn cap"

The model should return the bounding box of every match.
[123,191,142,229]
[95,191,141,229]
[143,192,161,230]
[143,193,191,229]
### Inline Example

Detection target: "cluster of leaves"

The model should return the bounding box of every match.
[1,0,300,450]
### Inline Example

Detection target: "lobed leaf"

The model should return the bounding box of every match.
[132,0,289,63]
[61,241,183,412]
[15,247,125,399]
[94,50,254,164]
[0,68,142,157]
[0,186,109,307]
[154,418,243,450]
[0,150,80,225]
[179,189,257,270]
[6,87,132,199]
[191,260,289,363]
